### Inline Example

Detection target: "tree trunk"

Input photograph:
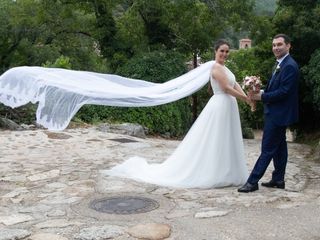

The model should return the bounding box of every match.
[191,53,198,123]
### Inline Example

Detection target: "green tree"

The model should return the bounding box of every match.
[132,0,175,49]
[170,0,255,121]
[0,0,106,73]
[273,0,320,66]
[253,0,277,16]
[273,0,320,131]
[302,49,320,120]
[0,0,108,122]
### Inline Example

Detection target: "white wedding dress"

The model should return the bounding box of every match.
[104,64,248,188]
[0,61,248,188]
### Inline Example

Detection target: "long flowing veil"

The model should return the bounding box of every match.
[0,61,214,130]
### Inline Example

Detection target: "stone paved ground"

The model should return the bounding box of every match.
[0,127,319,240]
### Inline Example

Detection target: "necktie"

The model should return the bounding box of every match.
[268,61,279,88]
[272,61,279,75]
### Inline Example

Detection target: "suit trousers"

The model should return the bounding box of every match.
[248,115,287,184]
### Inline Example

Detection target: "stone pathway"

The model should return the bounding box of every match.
[0,128,319,240]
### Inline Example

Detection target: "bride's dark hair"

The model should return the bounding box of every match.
[214,39,230,51]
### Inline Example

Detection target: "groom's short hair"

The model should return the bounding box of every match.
[274,34,291,44]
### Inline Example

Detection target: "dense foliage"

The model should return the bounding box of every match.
[0,0,108,73]
[272,0,320,132]
[76,50,191,137]
[254,0,277,15]
[302,49,320,112]
[227,49,264,129]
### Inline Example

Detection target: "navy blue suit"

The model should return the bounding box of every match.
[247,55,299,184]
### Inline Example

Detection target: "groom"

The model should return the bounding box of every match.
[238,33,299,193]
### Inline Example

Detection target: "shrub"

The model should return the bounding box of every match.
[303,49,320,111]
[227,48,265,130]
[76,50,192,137]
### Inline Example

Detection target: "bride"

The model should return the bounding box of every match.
[103,39,251,188]
[0,39,251,189]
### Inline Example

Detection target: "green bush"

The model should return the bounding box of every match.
[303,48,320,111]
[77,101,190,137]
[227,48,266,130]
[115,50,187,83]
[76,50,192,137]
[42,55,72,69]
[0,55,72,125]
[0,103,36,125]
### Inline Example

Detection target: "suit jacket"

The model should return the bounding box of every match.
[261,55,299,126]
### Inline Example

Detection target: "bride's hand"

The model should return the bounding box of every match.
[244,97,257,111]
[247,97,257,112]
[244,96,252,105]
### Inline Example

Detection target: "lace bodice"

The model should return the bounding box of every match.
[210,64,236,94]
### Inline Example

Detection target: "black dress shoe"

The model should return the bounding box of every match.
[237,182,259,193]
[261,180,285,189]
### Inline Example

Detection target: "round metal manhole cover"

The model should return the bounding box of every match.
[89,196,160,214]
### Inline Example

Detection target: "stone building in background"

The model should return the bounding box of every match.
[239,38,252,49]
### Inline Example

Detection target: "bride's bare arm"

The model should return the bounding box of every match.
[234,82,254,107]
[211,64,249,103]
[234,82,246,96]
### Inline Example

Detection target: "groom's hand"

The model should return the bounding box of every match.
[251,91,263,101]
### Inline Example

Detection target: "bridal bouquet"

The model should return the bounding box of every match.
[242,75,261,112]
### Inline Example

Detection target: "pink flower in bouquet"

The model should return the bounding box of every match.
[242,75,261,93]
[242,75,262,112]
